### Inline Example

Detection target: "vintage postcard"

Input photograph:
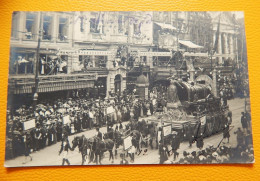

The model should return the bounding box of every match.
[5,11,253,167]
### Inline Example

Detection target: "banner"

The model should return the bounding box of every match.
[63,115,71,125]
[23,119,35,130]
[163,124,172,137]
[123,136,132,151]
[106,106,114,115]
[200,116,206,126]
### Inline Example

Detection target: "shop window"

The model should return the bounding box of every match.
[95,56,107,68]
[60,55,68,73]
[79,55,91,68]
[11,12,19,39]
[43,15,52,40]
[58,17,68,41]
[25,13,36,39]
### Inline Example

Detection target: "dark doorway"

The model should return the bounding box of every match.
[114,74,121,95]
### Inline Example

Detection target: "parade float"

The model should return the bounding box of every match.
[143,79,232,142]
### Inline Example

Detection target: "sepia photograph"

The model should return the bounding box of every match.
[4,11,253,167]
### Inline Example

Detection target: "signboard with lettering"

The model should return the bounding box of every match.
[123,135,132,151]
[57,50,113,56]
[23,119,35,130]
[162,124,172,137]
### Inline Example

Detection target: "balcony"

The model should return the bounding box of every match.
[154,65,177,80]
[8,73,97,94]
[81,67,109,77]
[110,34,128,43]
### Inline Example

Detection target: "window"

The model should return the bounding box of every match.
[90,17,97,33]
[134,23,141,35]
[43,15,52,40]
[90,12,104,34]
[118,15,123,34]
[10,49,35,74]
[25,13,36,39]
[58,17,68,41]
[79,16,85,32]
[11,12,19,38]
[95,56,107,68]
[79,55,91,68]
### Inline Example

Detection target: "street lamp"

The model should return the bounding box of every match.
[33,92,38,111]
[33,12,42,112]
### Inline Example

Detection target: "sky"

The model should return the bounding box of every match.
[233,11,244,19]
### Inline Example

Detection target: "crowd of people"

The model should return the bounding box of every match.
[5,79,254,165]
[157,110,253,164]
[5,88,165,162]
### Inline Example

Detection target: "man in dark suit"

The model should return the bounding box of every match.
[96,128,102,140]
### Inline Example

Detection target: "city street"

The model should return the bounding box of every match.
[5,98,248,167]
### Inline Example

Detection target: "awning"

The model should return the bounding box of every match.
[179,40,203,49]
[154,22,177,31]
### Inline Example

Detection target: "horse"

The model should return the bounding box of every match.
[88,136,115,164]
[104,130,123,158]
[130,130,142,154]
[71,135,90,165]
[126,120,138,131]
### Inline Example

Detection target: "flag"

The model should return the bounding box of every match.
[96,12,101,31]
[213,15,221,53]
[97,12,104,33]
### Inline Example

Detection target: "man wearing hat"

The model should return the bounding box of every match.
[159,140,168,164]
[223,123,230,143]
[171,133,180,161]
[22,131,33,164]
[196,134,204,150]
[88,109,94,130]
[120,153,129,165]
[59,137,73,165]
[34,123,42,151]
[234,127,245,147]
[241,112,248,133]
[95,127,103,141]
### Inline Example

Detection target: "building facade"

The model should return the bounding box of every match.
[8,11,243,102]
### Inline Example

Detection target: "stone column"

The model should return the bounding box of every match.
[235,36,238,64]
[218,33,223,65]
[223,33,229,58]
[229,34,234,59]
[121,76,127,95]
[34,12,41,41]
[91,55,95,67]
[52,13,58,44]
[71,55,80,72]
[67,55,74,74]
[127,22,134,44]
[212,69,218,97]
[212,31,216,48]
[106,74,111,98]
[147,55,153,69]
[110,75,115,94]
[18,12,25,42]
